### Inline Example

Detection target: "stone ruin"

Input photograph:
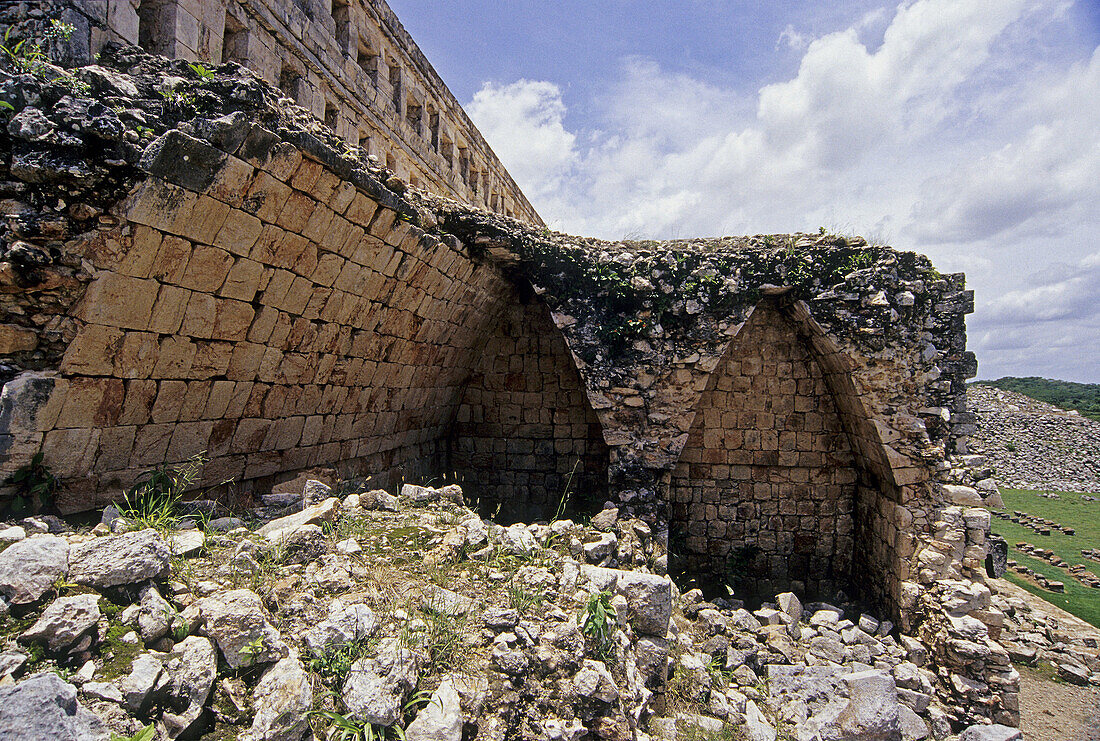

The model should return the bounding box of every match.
[0,0,1024,731]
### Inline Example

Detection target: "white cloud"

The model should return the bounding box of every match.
[467,0,1100,380]
[466,80,577,205]
[777,25,811,51]
[911,47,1100,242]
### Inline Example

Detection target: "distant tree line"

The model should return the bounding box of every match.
[972,377,1100,422]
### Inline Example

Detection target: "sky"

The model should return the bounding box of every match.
[387,0,1100,383]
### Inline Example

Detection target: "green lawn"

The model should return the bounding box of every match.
[990,488,1100,628]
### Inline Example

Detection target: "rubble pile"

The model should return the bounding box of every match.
[967,386,1100,494]
[0,478,1019,741]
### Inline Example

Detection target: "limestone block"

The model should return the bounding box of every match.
[208,156,255,208]
[150,380,187,424]
[217,208,264,257]
[190,342,234,379]
[116,333,161,379]
[275,191,314,232]
[212,299,255,341]
[179,244,234,293]
[181,293,217,338]
[41,427,99,476]
[95,426,136,473]
[166,421,213,462]
[302,204,336,243]
[148,284,192,335]
[60,324,124,375]
[76,273,159,331]
[0,324,37,354]
[151,336,198,379]
[120,180,199,236]
[140,130,228,192]
[117,225,162,278]
[290,159,324,192]
[57,377,124,428]
[244,171,293,223]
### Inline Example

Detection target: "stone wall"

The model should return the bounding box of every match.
[10,127,526,508]
[20,0,541,224]
[0,35,982,630]
[450,295,609,524]
[669,300,858,602]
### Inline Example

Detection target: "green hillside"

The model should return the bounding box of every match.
[972,377,1100,422]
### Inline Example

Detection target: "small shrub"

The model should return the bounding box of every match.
[307,639,370,685]
[1004,442,1018,452]
[5,451,59,516]
[119,452,206,533]
[578,590,617,659]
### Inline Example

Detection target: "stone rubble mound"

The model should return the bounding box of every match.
[0,478,1012,740]
[967,385,1100,493]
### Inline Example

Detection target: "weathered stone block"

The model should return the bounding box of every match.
[76,273,159,331]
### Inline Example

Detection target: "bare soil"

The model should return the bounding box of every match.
[1018,664,1100,740]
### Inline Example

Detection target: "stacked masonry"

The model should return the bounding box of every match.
[671,301,858,600]
[7,126,523,510]
[23,0,541,223]
[0,25,1023,734]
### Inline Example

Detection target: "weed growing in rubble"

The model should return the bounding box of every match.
[419,604,468,671]
[307,639,372,684]
[238,635,268,667]
[5,451,60,517]
[507,577,544,614]
[187,62,214,80]
[309,691,435,741]
[109,726,156,741]
[0,19,89,94]
[119,452,206,533]
[1,19,73,74]
[579,590,617,659]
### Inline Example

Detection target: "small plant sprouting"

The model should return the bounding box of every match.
[578,590,617,659]
[187,62,214,80]
[118,451,206,533]
[109,726,156,741]
[0,19,88,94]
[552,459,581,523]
[5,451,60,516]
[307,639,370,685]
[158,87,196,109]
[238,635,268,667]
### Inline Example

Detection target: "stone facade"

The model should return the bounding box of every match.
[42,0,541,224]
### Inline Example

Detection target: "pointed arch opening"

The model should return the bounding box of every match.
[448,288,609,524]
[669,295,901,611]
